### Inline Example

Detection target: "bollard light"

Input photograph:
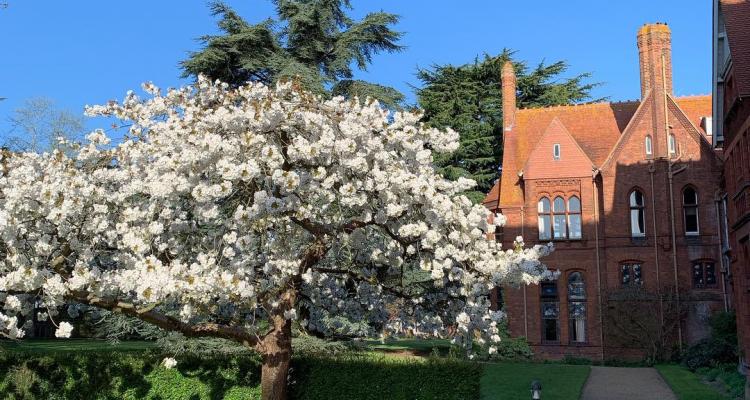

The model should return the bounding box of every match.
[530,380,542,400]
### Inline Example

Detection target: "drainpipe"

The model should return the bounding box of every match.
[668,162,687,351]
[592,170,604,362]
[663,54,684,351]
[649,162,664,326]
[715,196,729,311]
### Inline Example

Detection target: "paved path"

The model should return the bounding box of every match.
[580,366,677,400]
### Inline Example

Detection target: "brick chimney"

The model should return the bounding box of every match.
[637,23,673,99]
[502,61,516,131]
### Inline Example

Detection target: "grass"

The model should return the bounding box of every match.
[480,362,590,400]
[655,364,730,400]
[0,339,157,354]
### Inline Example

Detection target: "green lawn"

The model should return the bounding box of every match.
[655,364,729,400]
[480,362,590,400]
[0,338,157,353]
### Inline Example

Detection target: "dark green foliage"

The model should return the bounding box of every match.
[291,354,482,400]
[182,1,404,108]
[0,345,481,400]
[682,311,738,371]
[416,51,599,202]
[0,350,263,400]
[696,364,745,399]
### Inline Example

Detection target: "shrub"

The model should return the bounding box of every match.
[682,311,738,371]
[291,354,482,400]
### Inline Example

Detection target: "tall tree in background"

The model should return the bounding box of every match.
[416,51,599,202]
[182,0,405,108]
[4,97,84,153]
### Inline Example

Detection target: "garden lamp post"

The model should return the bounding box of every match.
[531,380,542,400]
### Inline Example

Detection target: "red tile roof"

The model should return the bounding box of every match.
[496,95,712,206]
[482,180,500,210]
[722,0,750,96]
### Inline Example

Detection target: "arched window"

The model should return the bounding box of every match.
[568,272,586,343]
[683,187,699,235]
[553,196,567,239]
[568,196,582,239]
[538,198,551,240]
[540,280,559,342]
[668,134,677,155]
[645,135,653,156]
[629,190,646,237]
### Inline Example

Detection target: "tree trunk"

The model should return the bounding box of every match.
[260,292,295,400]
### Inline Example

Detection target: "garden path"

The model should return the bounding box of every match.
[580,366,677,400]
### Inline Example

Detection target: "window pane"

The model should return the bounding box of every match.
[568,214,582,239]
[538,198,550,213]
[554,215,567,239]
[631,209,645,236]
[685,207,698,233]
[553,197,565,213]
[568,273,585,300]
[645,136,652,155]
[538,215,551,240]
[542,302,559,318]
[570,302,586,343]
[630,190,644,207]
[544,319,559,341]
[568,196,581,212]
[541,282,558,298]
[621,265,630,285]
[669,134,676,153]
[683,188,697,205]
[706,263,716,285]
[633,264,642,285]
[693,264,704,286]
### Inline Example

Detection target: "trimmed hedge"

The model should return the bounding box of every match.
[292,354,481,400]
[0,349,481,400]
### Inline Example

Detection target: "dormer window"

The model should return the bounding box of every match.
[553,144,561,160]
[645,135,653,156]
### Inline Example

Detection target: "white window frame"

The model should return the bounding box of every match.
[553,144,561,160]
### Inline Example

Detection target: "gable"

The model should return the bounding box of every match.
[600,94,715,170]
[523,118,594,179]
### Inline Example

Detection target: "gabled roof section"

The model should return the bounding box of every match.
[600,94,713,171]
[522,118,594,179]
[721,0,750,96]
[482,180,500,210]
[666,94,717,153]
[599,93,654,171]
[498,101,640,206]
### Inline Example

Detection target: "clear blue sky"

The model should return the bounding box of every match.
[0,0,711,140]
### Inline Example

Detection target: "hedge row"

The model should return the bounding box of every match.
[0,350,481,400]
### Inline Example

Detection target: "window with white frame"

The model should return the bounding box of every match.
[683,187,699,235]
[645,135,653,156]
[668,134,677,155]
[553,144,561,160]
[629,190,646,237]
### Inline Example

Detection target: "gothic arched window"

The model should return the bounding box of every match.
[568,272,586,343]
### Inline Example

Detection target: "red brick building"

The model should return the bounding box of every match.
[713,0,750,376]
[484,24,725,360]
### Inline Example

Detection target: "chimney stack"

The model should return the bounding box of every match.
[502,61,516,131]
[637,23,673,99]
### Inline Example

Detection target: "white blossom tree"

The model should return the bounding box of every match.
[0,78,552,400]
